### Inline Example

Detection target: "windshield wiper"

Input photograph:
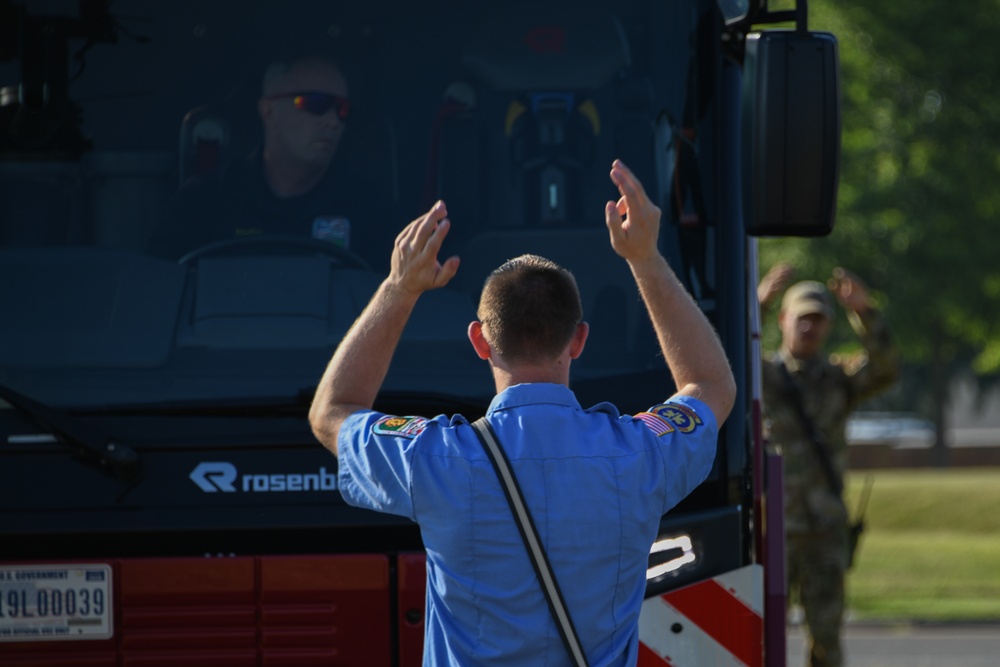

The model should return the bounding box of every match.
[372,391,491,418]
[95,394,311,417]
[97,389,491,420]
[0,383,141,481]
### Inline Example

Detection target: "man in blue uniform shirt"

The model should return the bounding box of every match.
[309,160,736,666]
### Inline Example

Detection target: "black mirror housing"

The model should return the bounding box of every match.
[742,30,841,237]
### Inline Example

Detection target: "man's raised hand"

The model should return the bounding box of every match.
[391,200,461,296]
[605,159,662,264]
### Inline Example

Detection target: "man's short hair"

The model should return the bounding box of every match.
[477,254,583,365]
[261,55,346,97]
[261,61,292,97]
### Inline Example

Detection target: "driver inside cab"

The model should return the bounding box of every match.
[147,55,390,267]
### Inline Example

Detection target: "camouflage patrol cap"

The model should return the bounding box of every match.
[781,280,833,319]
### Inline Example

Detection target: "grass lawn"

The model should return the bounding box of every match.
[843,467,1000,622]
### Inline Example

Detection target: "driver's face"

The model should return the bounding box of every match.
[262,60,349,171]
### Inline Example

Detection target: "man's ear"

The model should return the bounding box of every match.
[568,322,589,360]
[468,321,492,360]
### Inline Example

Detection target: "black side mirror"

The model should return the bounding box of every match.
[742,30,841,237]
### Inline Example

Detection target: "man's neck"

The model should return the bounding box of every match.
[780,345,820,365]
[491,363,570,394]
[263,152,327,198]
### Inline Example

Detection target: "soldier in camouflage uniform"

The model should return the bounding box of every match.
[758,264,899,667]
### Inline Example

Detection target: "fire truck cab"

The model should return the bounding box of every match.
[0,0,838,664]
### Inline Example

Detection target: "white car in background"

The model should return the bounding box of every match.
[847,412,936,448]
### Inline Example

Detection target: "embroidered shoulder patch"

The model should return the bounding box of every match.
[648,403,703,433]
[372,415,429,438]
[634,411,675,437]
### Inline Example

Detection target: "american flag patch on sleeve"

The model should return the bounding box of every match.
[634,411,675,437]
[649,403,703,433]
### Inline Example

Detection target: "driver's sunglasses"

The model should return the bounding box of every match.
[265,92,350,120]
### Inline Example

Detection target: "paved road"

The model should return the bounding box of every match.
[787,622,1000,667]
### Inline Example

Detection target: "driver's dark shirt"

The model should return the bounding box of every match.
[147,150,393,270]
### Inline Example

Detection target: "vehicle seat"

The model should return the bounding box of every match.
[454,228,646,369]
[423,2,636,234]
[178,106,234,187]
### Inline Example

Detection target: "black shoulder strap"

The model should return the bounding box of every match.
[776,361,844,496]
[470,417,590,667]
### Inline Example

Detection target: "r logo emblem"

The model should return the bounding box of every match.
[190,462,238,492]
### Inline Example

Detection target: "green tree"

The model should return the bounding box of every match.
[758,0,1000,463]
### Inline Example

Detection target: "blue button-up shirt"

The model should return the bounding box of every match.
[338,383,718,666]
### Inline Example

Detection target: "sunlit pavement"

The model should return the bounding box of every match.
[786,621,1000,667]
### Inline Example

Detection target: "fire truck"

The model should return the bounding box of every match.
[0,0,839,664]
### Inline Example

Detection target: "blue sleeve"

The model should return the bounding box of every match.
[337,411,436,521]
[630,395,720,514]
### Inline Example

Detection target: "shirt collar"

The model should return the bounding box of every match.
[778,348,826,378]
[486,382,582,414]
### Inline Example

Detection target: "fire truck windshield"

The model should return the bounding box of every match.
[0,0,707,419]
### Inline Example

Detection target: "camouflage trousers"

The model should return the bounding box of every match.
[787,527,849,667]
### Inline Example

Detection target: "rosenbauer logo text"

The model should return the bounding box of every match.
[189,462,337,493]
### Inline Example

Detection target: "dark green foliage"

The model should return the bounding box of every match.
[758,0,1000,431]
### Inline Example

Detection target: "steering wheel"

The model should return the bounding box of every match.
[178,234,371,270]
